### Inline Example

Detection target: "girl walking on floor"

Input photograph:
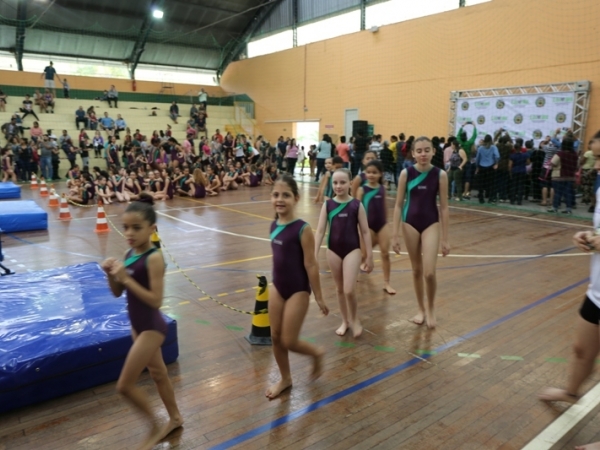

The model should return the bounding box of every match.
[315,169,374,338]
[392,136,450,328]
[101,194,183,450]
[266,174,329,399]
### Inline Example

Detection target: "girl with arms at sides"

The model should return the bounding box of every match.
[266,174,328,399]
[392,136,450,329]
[314,169,374,338]
[356,160,396,295]
[351,150,377,198]
[101,195,183,449]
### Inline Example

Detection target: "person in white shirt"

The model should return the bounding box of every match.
[198,88,208,110]
[369,134,382,157]
[538,132,600,444]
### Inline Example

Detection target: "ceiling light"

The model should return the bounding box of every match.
[152,9,164,19]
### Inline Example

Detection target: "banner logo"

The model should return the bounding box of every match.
[477,115,486,125]
[556,113,567,124]
[553,97,573,104]
[511,99,530,107]
[461,102,470,111]
[492,115,508,123]
[536,97,546,107]
[514,114,523,125]
[474,101,490,109]
[532,129,543,139]
[529,114,549,123]
[496,100,505,109]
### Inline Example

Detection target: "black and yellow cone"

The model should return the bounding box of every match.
[245,275,271,345]
[151,230,161,249]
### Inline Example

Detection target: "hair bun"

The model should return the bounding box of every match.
[136,192,155,206]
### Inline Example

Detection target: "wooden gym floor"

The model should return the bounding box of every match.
[1,178,600,450]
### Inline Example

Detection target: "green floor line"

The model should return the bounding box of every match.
[415,349,438,356]
[374,346,395,352]
[225,325,244,331]
[335,342,356,348]
[195,319,210,325]
[500,355,524,361]
[546,357,568,363]
[457,353,481,358]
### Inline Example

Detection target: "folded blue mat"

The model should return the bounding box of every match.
[0,182,21,199]
[0,262,179,413]
[0,200,48,232]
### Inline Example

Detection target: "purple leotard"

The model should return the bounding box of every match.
[193,182,206,198]
[124,247,167,335]
[402,165,440,233]
[270,219,311,300]
[362,184,387,233]
[249,173,259,187]
[326,198,361,259]
[165,178,174,199]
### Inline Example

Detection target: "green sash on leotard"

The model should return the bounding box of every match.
[361,186,379,216]
[326,200,350,247]
[124,247,157,268]
[402,170,430,222]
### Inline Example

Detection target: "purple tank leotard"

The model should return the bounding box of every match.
[362,184,387,233]
[2,157,9,172]
[402,165,440,234]
[249,173,259,187]
[193,182,206,198]
[124,247,168,335]
[326,198,361,259]
[165,178,174,199]
[271,219,311,300]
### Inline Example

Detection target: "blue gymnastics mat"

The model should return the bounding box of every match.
[0,200,47,233]
[0,182,21,199]
[0,262,179,413]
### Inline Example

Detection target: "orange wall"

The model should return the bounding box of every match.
[221,0,600,143]
[0,70,225,97]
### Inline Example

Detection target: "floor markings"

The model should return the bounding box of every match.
[457,353,481,358]
[523,381,600,450]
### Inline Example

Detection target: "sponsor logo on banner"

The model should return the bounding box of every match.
[529,114,549,123]
[496,100,505,109]
[514,114,524,124]
[477,115,486,125]
[457,116,473,123]
[556,113,567,123]
[492,115,508,123]
[474,101,490,109]
[533,129,543,139]
[536,97,546,107]
[553,96,573,105]
[511,99,530,107]
[461,102,470,111]
[513,131,527,137]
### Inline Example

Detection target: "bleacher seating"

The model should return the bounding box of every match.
[0,97,238,178]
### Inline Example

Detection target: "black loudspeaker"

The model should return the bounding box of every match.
[352,120,368,137]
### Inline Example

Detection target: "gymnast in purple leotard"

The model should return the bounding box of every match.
[357,160,396,295]
[315,169,373,338]
[393,136,450,329]
[101,193,183,448]
[266,174,328,400]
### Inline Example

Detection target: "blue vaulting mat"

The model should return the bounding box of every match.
[0,182,21,199]
[0,200,47,232]
[0,262,178,413]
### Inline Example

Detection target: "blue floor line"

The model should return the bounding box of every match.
[209,277,589,450]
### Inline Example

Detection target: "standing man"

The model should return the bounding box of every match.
[41,62,58,97]
[198,88,208,110]
[352,130,369,177]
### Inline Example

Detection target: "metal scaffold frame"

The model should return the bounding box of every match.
[448,81,591,141]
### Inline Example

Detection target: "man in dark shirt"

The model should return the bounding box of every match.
[20,95,40,121]
[75,106,88,130]
[351,131,369,177]
[169,101,179,124]
[41,62,58,96]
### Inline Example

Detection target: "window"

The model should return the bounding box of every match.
[366,0,459,29]
[247,30,294,58]
[297,10,361,46]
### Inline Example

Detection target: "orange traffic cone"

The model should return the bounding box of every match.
[48,186,59,207]
[30,174,38,190]
[59,194,72,220]
[94,199,110,233]
[39,178,48,197]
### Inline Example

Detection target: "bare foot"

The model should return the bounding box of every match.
[360,262,368,272]
[160,416,184,440]
[310,350,325,382]
[383,284,396,295]
[137,422,164,450]
[265,379,292,400]
[575,443,600,450]
[336,322,349,336]
[410,312,425,325]
[426,311,436,329]
[538,387,578,404]
[352,320,363,338]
